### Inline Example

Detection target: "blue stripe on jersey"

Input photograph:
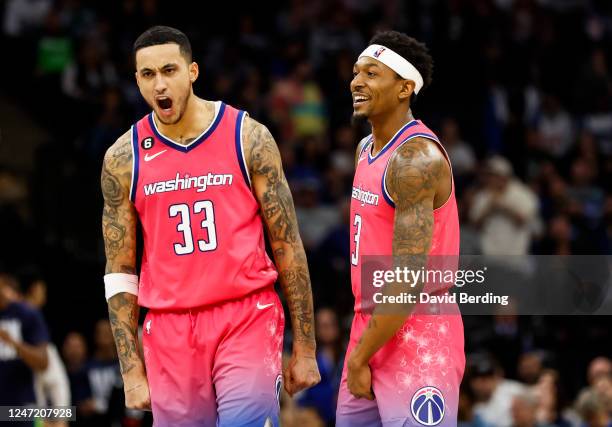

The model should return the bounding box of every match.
[380,132,440,208]
[235,110,250,187]
[147,102,226,153]
[368,120,419,164]
[381,168,395,207]
[130,124,140,202]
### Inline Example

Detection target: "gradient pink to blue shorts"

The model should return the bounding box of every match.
[337,312,464,427]
[142,287,284,427]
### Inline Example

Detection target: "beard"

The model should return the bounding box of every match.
[351,111,370,128]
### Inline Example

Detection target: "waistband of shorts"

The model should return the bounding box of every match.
[145,285,276,314]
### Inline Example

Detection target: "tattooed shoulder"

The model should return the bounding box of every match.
[104,130,133,176]
[102,131,133,199]
[385,137,445,206]
[242,116,281,178]
[101,130,137,275]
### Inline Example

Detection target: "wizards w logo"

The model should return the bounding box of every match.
[411,386,445,426]
[275,374,282,407]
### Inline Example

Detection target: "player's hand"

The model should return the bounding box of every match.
[123,371,151,411]
[0,329,15,346]
[283,352,321,396]
[347,354,375,400]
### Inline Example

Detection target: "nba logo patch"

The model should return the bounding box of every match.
[275,374,283,407]
[411,386,445,426]
[373,47,386,58]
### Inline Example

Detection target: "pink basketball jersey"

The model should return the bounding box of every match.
[349,120,460,312]
[130,102,278,310]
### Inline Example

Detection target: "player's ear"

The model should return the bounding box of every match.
[398,79,414,101]
[189,62,199,83]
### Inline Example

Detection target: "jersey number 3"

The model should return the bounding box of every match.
[351,214,362,266]
[169,200,217,255]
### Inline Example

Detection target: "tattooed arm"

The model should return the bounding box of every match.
[101,131,150,409]
[243,116,320,395]
[347,138,447,399]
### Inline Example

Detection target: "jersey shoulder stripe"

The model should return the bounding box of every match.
[130,124,140,202]
[234,110,250,187]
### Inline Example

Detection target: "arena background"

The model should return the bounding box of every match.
[0,0,611,426]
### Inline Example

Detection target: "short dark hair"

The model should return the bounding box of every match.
[133,25,192,63]
[16,264,44,295]
[369,31,433,102]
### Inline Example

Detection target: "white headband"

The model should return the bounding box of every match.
[358,44,424,94]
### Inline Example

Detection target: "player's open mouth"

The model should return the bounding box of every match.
[156,96,173,114]
[352,94,370,106]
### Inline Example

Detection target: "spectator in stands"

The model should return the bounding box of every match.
[539,214,573,255]
[313,199,351,309]
[469,353,525,427]
[518,352,545,385]
[576,389,612,427]
[19,268,70,427]
[588,358,612,387]
[533,369,574,427]
[0,273,49,426]
[61,331,94,426]
[294,178,338,251]
[440,117,477,189]
[2,0,51,38]
[470,156,539,256]
[61,36,117,103]
[268,61,327,142]
[567,158,605,223]
[80,319,123,427]
[458,382,489,427]
[530,94,574,158]
[511,389,555,427]
[592,375,612,418]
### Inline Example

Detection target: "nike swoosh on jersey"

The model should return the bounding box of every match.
[256,302,274,310]
[144,149,167,162]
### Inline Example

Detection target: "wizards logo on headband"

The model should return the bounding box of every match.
[373,47,386,58]
[411,386,445,426]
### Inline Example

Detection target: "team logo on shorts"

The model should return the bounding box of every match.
[275,374,283,407]
[411,386,445,426]
[141,137,154,150]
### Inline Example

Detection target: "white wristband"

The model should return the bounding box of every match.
[104,273,139,301]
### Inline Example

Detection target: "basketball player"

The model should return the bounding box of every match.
[337,31,465,426]
[100,26,320,426]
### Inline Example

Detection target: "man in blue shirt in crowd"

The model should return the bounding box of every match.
[0,273,49,426]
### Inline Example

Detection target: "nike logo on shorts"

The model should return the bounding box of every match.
[144,149,167,162]
[256,302,274,310]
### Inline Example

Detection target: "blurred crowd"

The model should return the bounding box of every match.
[0,0,611,426]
